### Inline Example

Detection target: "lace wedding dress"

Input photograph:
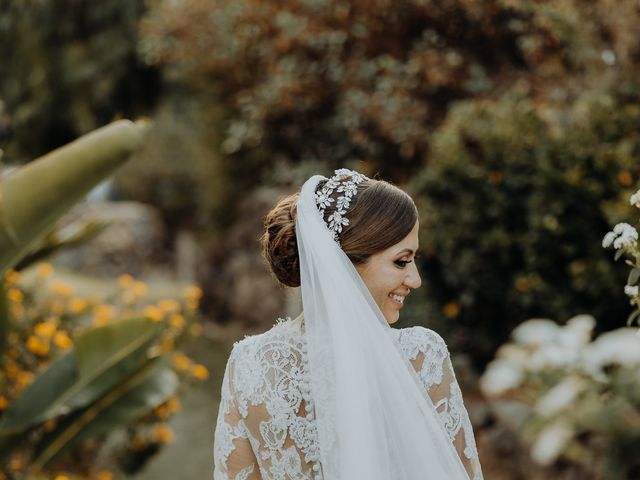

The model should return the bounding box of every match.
[213,317,482,480]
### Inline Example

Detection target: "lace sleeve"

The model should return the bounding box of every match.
[398,327,483,480]
[213,347,260,480]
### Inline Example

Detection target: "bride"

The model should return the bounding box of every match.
[213,169,483,480]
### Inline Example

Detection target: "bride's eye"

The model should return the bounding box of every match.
[394,259,412,268]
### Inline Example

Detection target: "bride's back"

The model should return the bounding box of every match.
[214,317,481,480]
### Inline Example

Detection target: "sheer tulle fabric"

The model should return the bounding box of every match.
[296,175,471,479]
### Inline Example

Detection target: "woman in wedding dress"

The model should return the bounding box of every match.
[213,169,483,480]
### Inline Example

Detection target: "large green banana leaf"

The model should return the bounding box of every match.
[33,356,178,469]
[0,119,150,274]
[0,317,159,436]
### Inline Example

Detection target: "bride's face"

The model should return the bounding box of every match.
[355,221,422,324]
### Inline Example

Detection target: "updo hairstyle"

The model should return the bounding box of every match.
[261,174,418,288]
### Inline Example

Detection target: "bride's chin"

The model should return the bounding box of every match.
[385,311,400,324]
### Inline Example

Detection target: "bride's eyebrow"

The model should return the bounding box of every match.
[395,248,415,256]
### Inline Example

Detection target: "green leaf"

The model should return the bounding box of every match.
[628,268,640,286]
[0,283,8,357]
[72,317,159,406]
[615,249,625,261]
[0,351,78,434]
[627,309,640,326]
[33,357,177,469]
[0,317,158,436]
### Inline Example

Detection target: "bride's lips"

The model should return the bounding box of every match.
[388,292,407,306]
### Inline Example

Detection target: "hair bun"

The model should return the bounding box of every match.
[261,193,300,288]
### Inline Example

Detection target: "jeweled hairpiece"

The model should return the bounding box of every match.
[315,168,369,243]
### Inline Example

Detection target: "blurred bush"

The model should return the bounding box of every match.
[0,266,206,478]
[480,316,640,479]
[140,0,640,183]
[411,91,640,362]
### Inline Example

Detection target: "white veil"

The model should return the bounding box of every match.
[296,174,470,480]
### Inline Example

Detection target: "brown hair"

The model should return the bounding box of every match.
[261,176,418,288]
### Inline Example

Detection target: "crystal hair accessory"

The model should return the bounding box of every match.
[315,168,369,243]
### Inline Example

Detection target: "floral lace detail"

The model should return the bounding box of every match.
[395,326,483,479]
[213,320,482,480]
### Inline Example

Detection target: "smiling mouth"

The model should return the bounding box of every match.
[389,293,405,305]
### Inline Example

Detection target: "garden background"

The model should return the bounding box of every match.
[1,0,639,479]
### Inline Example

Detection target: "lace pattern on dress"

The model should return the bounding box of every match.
[213,320,483,480]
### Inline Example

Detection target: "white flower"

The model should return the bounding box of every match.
[583,328,640,373]
[530,421,573,466]
[512,319,561,347]
[564,315,596,347]
[612,222,638,249]
[479,359,524,396]
[529,343,578,370]
[602,231,616,248]
[624,285,639,297]
[534,377,585,417]
[495,344,529,368]
[630,189,640,208]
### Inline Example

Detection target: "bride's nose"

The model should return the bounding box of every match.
[405,262,422,289]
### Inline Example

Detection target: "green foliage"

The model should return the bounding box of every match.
[0,0,158,162]
[411,91,640,361]
[0,268,205,477]
[141,0,640,182]
[32,356,177,469]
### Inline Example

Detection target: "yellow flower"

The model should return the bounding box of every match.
[54,331,73,349]
[50,300,65,315]
[54,476,70,480]
[143,305,163,322]
[155,404,169,419]
[52,281,74,297]
[443,302,460,319]
[158,299,180,313]
[34,321,57,338]
[5,360,18,379]
[44,418,58,432]
[27,335,49,356]
[132,281,148,297]
[173,353,193,371]
[93,304,114,325]
[9,304,24,318]
[68,298,88,313]
[186,299,199,311]
[9,457,23,470]
[7,288,23,303]
[36,262,54,278]
[161,338,175,352]
[169,313,186,329]
[4,269,20,285]
[191,364,209,380]
[97,470,113,480]
[151,424,174,443]
[166,397,181,414]
[16,370,34,388]
[183,285,203,301]
[0,396,9,410]
[118,273,135,288]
